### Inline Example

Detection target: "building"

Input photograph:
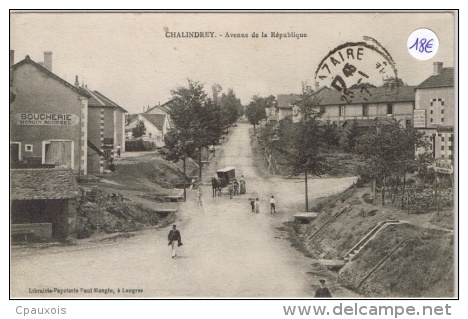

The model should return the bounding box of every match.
[10,52,90,175]
[81,84,127,173]
[10,168,80,240]
[277,94,301,121]
[316,85,415,127]
[126,113,171,147]
[414,62,455,162]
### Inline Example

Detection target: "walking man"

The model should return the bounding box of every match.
[167,225,183,259]
[269,195,276,214]
[314,279,332,298]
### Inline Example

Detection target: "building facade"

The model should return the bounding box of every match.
[10,53,90,175]
[414,62,455,162]
[82,85,127,173]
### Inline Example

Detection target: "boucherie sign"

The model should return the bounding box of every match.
[15,113,79,126]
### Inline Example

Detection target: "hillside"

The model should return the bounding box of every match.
[290,186,454,297]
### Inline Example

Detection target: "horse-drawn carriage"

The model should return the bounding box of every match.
[211,167,245,196]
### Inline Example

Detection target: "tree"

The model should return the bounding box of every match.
[355,120,429,205]
[219,88,242,128]
[132,120,146,138]
[274,90,328,211]
[343,119,362,152]
[245,95,275,132]
[161,79,224,184]
[322,120,341,147]
[159,130,196,201]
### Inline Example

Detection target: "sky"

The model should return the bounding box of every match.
[10,12,455,114]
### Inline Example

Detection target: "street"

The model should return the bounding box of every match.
[11,123,356,298]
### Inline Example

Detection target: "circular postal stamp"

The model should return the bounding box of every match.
[314,36,398,103]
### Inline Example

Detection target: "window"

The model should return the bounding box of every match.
[387,103,393,115]
[320,106,326,114]
[449,135,453,142]
[449,155,453,160]
[339,105,345,117]
[25,144,33,152]
[441,137,445,142]
[430,98,444,124]
[405,119,412,127]
[441,146,444,151]
[449,146,453,151]
[362,105,369,117]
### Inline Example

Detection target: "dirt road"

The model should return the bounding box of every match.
[11,123,356,298]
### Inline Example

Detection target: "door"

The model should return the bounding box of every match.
[10,143,20,165]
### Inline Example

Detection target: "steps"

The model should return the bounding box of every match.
[343,219,404,262]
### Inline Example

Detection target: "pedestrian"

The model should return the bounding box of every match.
[250,199,255,212]
[254,198,260,213]
[197,187,203,206]
[167,224,183,259]
[228,182,233,199]
[116,144,122,158]
[269,195,276,214]
[314,279,332,298]
[233,179,239,196]
[109,158,116,172]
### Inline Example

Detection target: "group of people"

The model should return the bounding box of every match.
[250,195,276,214]
[211,175,246,198]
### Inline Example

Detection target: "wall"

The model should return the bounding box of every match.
[10,63,84,173]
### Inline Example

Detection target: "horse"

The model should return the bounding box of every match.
[212,177,220,197]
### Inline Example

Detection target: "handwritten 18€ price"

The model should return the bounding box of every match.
[407,28,439,60]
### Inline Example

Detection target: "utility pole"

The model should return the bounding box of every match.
[305,170,309,212]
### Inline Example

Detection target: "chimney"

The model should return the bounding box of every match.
[387,82,394,91]
[10,50,14,67]
[74,75,79,87]
[44,51,52,71]
[314,81,320,92]
[433,62,443,75]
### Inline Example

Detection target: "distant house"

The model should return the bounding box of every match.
[126,113,171,147]
[10,52,90,175]
[280,84,415,128]
[277,94,301,122]
[414,62,454,162]
[81,85,127,173]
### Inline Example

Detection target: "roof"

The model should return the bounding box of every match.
[140,113,167,130]
[145,99,174,114]
[416,68,454,89]
[277,94,301,109]
[83,87,127,112]
[341,118,396,128]
[314,86,415,105]
[11,56,90,98]
[10,168,80,200]
[216,166,235,173]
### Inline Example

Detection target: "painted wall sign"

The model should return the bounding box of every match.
[413,109,426,128]
[15,113,79,126]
